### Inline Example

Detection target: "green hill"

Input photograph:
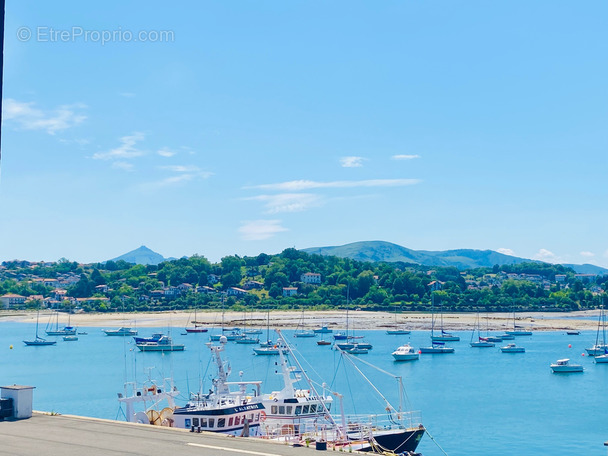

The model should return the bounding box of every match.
[303,241,608,273]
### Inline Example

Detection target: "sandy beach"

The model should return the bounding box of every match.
[0,309,601,332]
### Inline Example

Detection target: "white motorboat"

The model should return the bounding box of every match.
[500,343,525,353]
[136,335,185,352]
[550,358,583,373]
[103,327,138,336]
[392,343,419,361]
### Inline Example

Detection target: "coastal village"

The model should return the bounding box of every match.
[0,256,605,312]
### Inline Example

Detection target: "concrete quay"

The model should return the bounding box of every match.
[0,412,333,456]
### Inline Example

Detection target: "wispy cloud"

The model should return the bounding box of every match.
[244,193,322,214]
[3,98,86,135]
[120,92,136,98]
[159,165,206,173]
[138,165,213,191]
[112,161,134,171]
[340,156,365,168]
[392,154,420,160]
[158,147,177,157]
[533,248,559,263]
[239,220,288,240]
[580,251,595,258]
[497,248,515,256]
[92,132,146,161]
[246,178,421,192]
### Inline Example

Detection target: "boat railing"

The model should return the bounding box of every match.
[341,411,423,431]
[261,410,423,444]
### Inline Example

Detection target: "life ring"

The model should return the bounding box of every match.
[260,411,267,421]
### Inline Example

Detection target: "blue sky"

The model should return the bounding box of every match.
[1,1,607,267]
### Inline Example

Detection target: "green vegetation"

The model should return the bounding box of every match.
[1,249,606,313]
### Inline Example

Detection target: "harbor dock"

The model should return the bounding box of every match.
[0,412,327,456]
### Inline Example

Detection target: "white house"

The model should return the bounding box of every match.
[1,293,27,309]
[227,287,249,296]
[283,287,298,297]
[300,273,321,284]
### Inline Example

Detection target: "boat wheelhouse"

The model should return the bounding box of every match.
[172,343,265,436]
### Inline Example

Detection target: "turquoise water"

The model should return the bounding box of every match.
[1,322,607,455]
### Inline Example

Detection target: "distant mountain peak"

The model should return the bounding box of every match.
[107,246,167,265]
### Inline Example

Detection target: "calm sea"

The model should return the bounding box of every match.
[1,321,607,456]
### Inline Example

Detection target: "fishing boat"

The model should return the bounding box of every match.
[392,343,419,361]
[505,311,533,336]
[118,377,180,425]
[419,341,455,354]
[264,331,425,453]
[136,335,185,352]
[313,326,333,334]
[23,309,57,346]
[585,306,608,355]
[317,339,332,346]
[500,343,525,353]
[62,335,78,342]
[550,358,583,373]
[260,333,334,438]
[172,343,265,436]
[45,311,77,336]
[103,327,138,336]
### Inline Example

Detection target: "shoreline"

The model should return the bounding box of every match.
[0,309,601,332]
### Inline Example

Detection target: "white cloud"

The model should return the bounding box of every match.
[245,193,322,214]
[580,251,595,258]
[247,178,421,192]
[238,220,288,241]
[533,248,559,263]
[92,132,146,161]
[158,147,177,157]
[3,98,86,135]
[340,156,365,168]
[159,165,203,173]
[112,161,134,171]
[138,166,212,191]
[120,92,136,98]
[497,248,515,256]
[392,154,420,160]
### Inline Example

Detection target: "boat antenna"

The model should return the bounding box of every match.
[275,329,344,438]
[336,346,410,416]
